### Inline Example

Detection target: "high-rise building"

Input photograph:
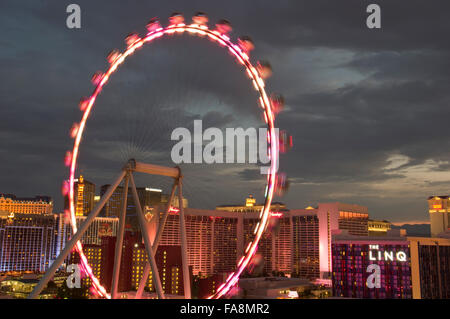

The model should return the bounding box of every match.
[216,195,286,213]
[216,198,368,280]
[163,193,188,209]
[290,209,320,279]
[75,216,119,245]
[197,273,228,298]
[332,232,412,299]
[409,236,450,299]
[428,196,450,237]
[73,176,95,217]
[158,206,320,280]
[160,211,216,276]
[54,214,119,269]
[0,212,58,272]
[69,245,102,297]
[0,194,53,215]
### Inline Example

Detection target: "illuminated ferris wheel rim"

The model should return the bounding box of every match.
[67,21,279,299]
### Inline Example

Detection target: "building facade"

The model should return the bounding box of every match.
[409,236,450,299]
[317,202,369,279]
[100,185,163,231]
[157,206,321,281]
[368,219,392,236]
[75,216,119,246]
[290,210,320,279]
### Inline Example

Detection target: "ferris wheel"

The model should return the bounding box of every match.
[29,12,288,299]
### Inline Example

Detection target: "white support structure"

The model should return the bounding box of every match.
[28,160,190,300]
[134,161,179,178]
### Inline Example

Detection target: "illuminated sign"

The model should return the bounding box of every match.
[433,204,442,209]
[368,245,407,262]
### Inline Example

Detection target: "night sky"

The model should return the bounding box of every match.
[1,0,450,224]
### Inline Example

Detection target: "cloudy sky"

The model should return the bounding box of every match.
[1,0,450,224]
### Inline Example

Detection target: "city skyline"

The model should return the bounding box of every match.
[2,193,448,299]
[1,0,450,303]
[0,178,437,226]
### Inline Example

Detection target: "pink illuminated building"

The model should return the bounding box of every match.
[142,199,369,283]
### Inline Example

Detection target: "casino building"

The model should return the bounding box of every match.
[409,236,450,299]
[0,212,58,272]
[331,230,450,299]
[72,176,95,217]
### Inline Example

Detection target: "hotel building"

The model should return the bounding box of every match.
[74,216,119,245]
[216,195,287,213]
[368,219,392,236]
[100,185,163,231]
[428,196,450,237]
[316,202,369,279]
[55,214,119,269]
[290,209,320,279]
[73,176,95,217]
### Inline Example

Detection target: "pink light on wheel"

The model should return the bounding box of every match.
[67,19,279,299]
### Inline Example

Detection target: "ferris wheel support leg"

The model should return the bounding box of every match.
[111,173,130,299]
[28,170,127,299]
[178,177,192,299]
[135,180,178,299]
[130,174,165,299]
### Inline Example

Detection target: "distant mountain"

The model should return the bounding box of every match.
[392,224,430,237]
